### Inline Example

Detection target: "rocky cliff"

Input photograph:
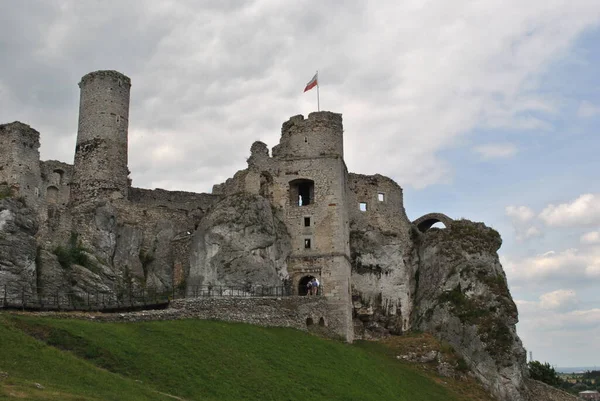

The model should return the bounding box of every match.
[411,220,527,401]
[0,198,38,300]
[188,193,291,290]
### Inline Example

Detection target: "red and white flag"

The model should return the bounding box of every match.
[304,72,318,92]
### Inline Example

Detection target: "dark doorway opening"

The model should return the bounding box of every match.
[306,317,314,326]
[298,275,315,296]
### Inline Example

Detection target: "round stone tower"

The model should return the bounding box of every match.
[71,70,131,206]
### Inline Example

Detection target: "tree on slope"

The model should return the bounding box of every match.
[528,360,562,387]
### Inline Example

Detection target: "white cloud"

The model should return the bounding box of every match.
[473,143,518,160]
[505,205,542,241]
[515,298,600,366]
[516,300,600,332]
[539,289,579,311]
[503,247,600,285]
[539,194,600,227]
[1,1,600,192]
[577,100,600,118]
[581,231,600,244]
[506,205,535,223]
[517,226,542,241]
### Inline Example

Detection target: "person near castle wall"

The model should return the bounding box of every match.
[306,279,313,296]
[311,277,320,296]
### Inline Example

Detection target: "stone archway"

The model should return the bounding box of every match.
[298,275,315,296]
[413,213,454,233]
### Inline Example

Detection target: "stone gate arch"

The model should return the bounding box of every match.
[413,213,453,233]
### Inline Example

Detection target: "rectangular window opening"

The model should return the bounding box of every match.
[359,202,367,212]
[378,193,385,202]
[304,217,311,227]
[304,238,311,249]
[298,183,311,206]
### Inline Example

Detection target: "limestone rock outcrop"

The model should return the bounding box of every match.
[188,193,291,290]
[0,198,39,299]
[412,220,527,401]
[350,229,413,338]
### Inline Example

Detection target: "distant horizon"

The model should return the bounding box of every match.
[556,366,599,373]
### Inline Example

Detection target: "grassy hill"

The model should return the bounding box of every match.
[0,314,492,401]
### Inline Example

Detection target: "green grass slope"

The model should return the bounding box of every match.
[1,314,479,401]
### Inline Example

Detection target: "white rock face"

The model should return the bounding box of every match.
[188,193,291,291]
[350,229,415,337]
[0,209,12,231]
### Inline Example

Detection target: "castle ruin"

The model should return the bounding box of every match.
[1,70,530,400]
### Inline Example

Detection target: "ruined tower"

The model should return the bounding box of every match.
[272,112,354,341]
[71,70,131,205]
[0,122,42,209]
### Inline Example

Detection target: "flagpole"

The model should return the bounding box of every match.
[316,70,320,111]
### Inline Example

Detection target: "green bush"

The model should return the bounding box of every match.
[0,185,12,200]
[528,360,562,387]
[52,233,90,269]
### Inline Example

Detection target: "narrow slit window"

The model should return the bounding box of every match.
[378,193,385,201]
[304,217,311,227]
[304,238,311,249]
[359,202,367,212]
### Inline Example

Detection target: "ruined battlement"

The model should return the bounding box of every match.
[79,70,131,88]
[272,111,344,160]
[0,122,42,208]
[0,121,40,143]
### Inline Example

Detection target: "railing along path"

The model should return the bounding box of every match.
[0,284,306,312]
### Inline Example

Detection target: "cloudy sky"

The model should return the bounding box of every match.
[1,0,599,367]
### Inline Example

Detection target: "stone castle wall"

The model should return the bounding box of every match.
[25,296,348,338]
[129,187,221,212]
[37,160,74,246]
[347,173,411,234]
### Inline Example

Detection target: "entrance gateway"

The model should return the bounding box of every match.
[295,268,322,295]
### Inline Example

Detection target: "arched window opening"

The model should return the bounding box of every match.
[306,317,314,327]
[52,169,65,186]
[289,179,314,206]
[318,317,325,327]
[47,186,59,204]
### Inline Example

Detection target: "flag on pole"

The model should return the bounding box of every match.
[304,72,318,92]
